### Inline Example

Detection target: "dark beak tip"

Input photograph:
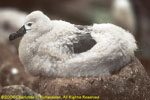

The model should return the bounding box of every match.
[9,33,15,41]
[9,25,26,41]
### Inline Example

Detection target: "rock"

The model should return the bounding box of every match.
[0,85,41,100]
[39,57,150,100]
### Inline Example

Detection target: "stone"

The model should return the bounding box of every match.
[0,85,41,100]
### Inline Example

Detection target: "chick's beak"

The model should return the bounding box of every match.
[9,25,26,41]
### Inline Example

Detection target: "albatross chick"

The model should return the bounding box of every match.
[9,11,137,78]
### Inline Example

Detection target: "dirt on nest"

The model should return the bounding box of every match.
[38,58,150,100]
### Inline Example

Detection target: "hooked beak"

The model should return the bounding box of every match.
[9,25,26,41]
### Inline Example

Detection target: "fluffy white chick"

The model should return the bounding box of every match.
[9,11,137,78]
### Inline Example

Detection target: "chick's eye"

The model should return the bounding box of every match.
[27,23,32,26]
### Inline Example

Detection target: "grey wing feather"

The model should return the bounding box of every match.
[72,33,96,53]
[63,24,96,53]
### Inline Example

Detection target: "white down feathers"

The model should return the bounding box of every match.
[17,11,137,78]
